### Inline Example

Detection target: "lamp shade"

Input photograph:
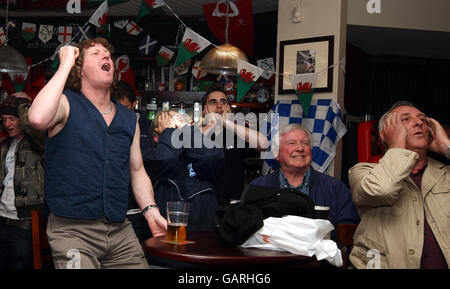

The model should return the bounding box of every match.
[0,44,29,74]
[200,44,248,75]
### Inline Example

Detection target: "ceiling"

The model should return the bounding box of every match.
[2,0,449,60]
[347,25,450,60]
[1,0,279,17]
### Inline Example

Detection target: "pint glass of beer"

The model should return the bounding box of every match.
[166,201,189,243]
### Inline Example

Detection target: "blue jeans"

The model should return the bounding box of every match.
[0,223,33,269]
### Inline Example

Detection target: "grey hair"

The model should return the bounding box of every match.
[271,123,312,157]
[378,101,418,132]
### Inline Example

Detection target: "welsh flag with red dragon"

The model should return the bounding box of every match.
[174,28,211,68]
[236,59,264,103]
[290,73,317,116]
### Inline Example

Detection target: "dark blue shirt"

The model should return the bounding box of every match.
[44,89,136,222]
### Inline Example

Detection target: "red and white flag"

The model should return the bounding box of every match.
[203,0,255,56]
[126,21,142,35]
[0,27,6,46]
[57,26,72,43]
[89,0,108,28]
[192,60,207,80]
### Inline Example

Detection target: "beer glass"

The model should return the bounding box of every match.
[166,201,189,243]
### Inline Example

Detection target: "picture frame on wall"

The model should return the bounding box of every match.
[278,35,334,94]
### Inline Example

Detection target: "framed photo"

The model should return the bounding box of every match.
[278,35,334,94]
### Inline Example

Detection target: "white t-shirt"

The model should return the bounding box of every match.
[0,138,20,220]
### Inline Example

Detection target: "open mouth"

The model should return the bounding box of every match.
[101,63,110,71]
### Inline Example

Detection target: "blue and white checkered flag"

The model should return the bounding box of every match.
[263,99,347,173]
[139,34,158,55]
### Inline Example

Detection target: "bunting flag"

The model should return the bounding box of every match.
[89,0,108,28]
[236,59,264,103]
[49,44,64,74]
[73,25,94,42]
[155,46,174,66]
[126,21,142,35]
[174,28,211,68]
[96,24,110,39]
[38,24,53,43]
[0,27,6,46]
[191,60,207,80]
[114,19,129,29]
[21,22,36,42]
[137,0,166,22]
[8,71,28,93]
[290,73,317,116]
[139,34,157,55]
[257,57,275,80]
[57,26,73,43]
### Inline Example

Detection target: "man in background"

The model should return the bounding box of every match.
[0,92,45,268]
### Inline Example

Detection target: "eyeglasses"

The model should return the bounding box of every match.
[207,99,229,106]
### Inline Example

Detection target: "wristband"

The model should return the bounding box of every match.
[141,204,158,216]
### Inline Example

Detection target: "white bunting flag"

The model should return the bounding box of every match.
[126,21,142,35]
[257,57,275,80]
[38,24,54,43]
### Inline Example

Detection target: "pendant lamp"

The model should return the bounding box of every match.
[200,1,248,75]
[0,0,28,74]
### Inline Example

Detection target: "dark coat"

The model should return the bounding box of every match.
[250,168,360,239]
[142,126,224,232]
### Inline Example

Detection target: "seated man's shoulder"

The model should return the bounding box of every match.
[250,171,278,186]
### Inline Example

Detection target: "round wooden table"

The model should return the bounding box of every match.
[142,231,321,269]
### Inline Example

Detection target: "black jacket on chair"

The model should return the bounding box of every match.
[215,185,315,247]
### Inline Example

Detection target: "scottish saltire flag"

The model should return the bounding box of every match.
[0,27,6,46]
[89,0,108,27]
[8,71,28,92]
[236,59,264,103]
[57,26,72,43]
[73,25,94,42]
[38,25,53,43]
[126,21,142,35]
[262,99,347,174]
[174,28,211,68]
[139,34,157,55]
[155,46,174,66]
[137,0,166,22]
[21,22,36,42]
[291,73,317,116]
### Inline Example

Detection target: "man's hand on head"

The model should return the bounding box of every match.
[380,112,407,149]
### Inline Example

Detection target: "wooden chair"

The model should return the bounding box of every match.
[336,223,359,268]
[31,210,53,269]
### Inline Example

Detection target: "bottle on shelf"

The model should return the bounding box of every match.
[162,100,170,112]
[178,102,186,115]
[193,101,201,124]
[144,66,153,92]
[146,98,157,120]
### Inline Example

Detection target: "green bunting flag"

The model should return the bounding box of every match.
[174,28,211,68]
[290,73,317,117]
[8,71,28,92]
[155,46,174,66]
[236,59,264,103]
[137,0,166,22]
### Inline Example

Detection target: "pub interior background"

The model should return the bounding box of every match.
[1,0,450,188]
